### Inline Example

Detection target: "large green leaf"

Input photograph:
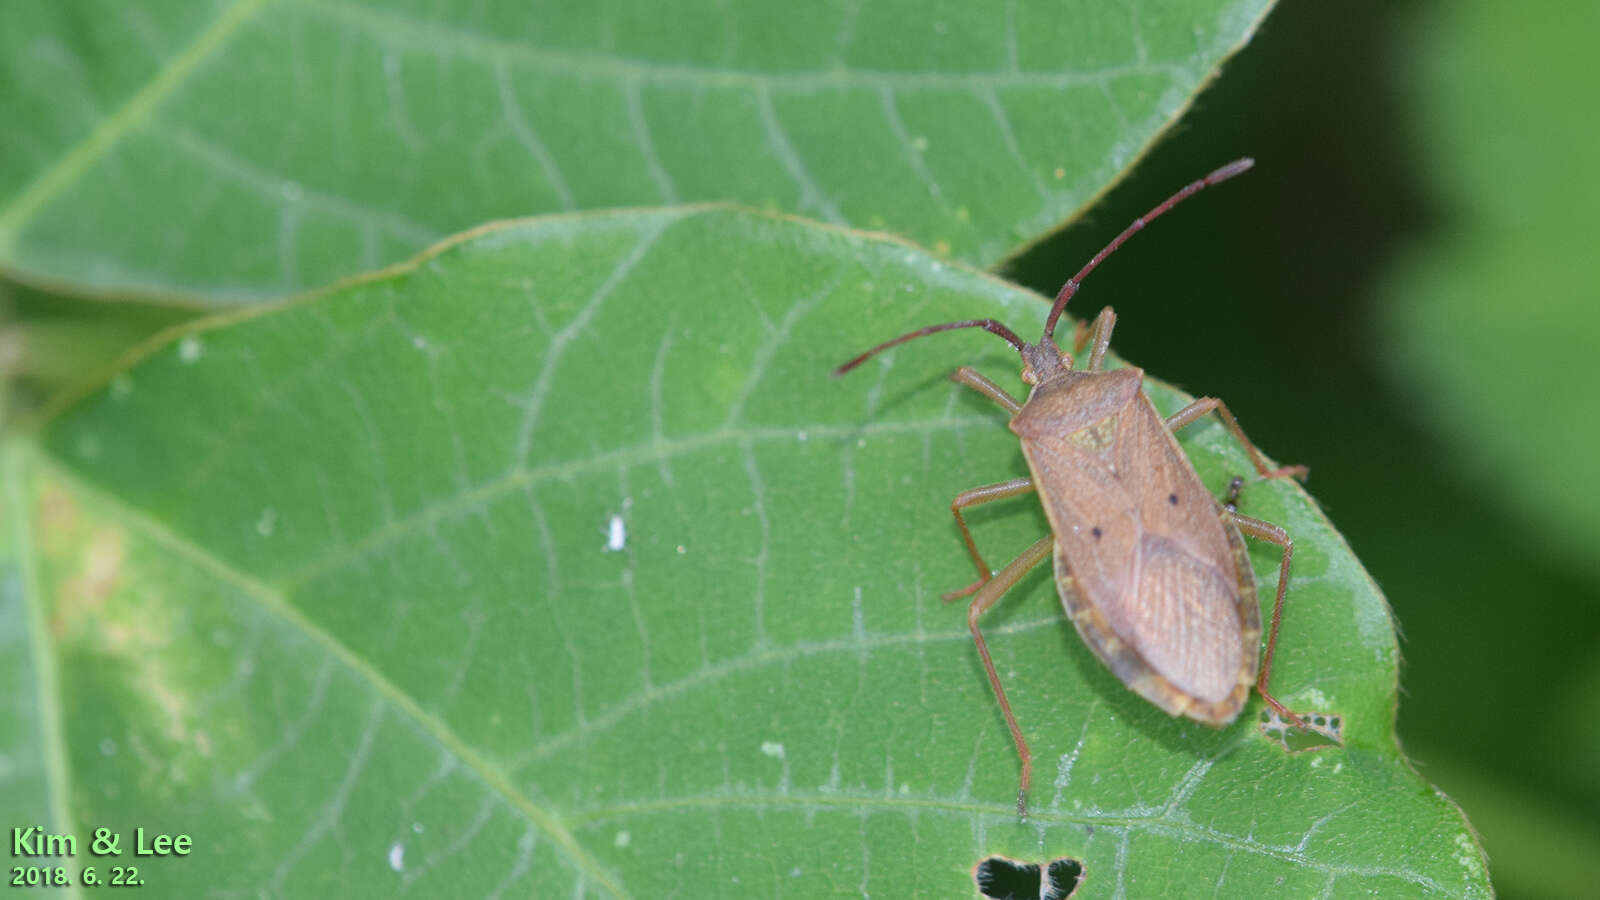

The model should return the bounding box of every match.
[5,209,1486,897]
[0,0,1271,300]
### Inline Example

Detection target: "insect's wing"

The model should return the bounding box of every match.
[1025,385,1256,724]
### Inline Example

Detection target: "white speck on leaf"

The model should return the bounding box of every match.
[178,336,202,363]
[1454,832,1486,879]
[387,843,404,871]
[614,831,631,848]
[1293,687,1333,708]
[675,544,686,555]
[256,507,277,536]
[111,375,132,399]
[602,514,626,552]
[99,738,116,756]
[760,741,785,759]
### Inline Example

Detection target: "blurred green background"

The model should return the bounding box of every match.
[5,0,1596,896]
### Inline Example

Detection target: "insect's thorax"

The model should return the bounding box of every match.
[1009,367,1144,445]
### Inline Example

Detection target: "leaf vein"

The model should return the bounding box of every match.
[287,416,1002,589]
[0,0,271,249]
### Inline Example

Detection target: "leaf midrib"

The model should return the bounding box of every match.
[5,444,85,900]
[282,414,1006,589]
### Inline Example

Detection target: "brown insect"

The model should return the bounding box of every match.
[836,159,1321,816]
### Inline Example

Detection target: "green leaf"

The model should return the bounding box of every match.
[6,209,1486,896]
[0,0,1272,300]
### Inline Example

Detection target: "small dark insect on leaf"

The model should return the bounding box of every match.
[836,159,1336,817]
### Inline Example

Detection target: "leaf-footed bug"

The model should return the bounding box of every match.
[836,159,1328,817]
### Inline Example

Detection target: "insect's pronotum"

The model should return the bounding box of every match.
[837,159,1327,816]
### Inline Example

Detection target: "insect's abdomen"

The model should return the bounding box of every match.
[1020,380,1256,724]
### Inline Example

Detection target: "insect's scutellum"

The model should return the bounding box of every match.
[836,159,1331,819]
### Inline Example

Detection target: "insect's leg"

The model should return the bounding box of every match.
[950,366,1023,415]
[942,478,1037,601]
[1220,475,1245,512]
[1164,397,1309,481]
[965,534,1054,818]
[1228,511,1319,735]
[1073,307,1119,371]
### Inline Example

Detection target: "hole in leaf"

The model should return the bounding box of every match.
[1258,707,1344,751]
[974,856,1038,899]
[974,855,1084,899]
[1044,858,1084,897]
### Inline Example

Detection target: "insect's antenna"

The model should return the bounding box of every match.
[1043,158,1254,340]
[834,319,1027,376]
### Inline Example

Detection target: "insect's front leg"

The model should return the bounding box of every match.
[1071,307,1118,371]
[939,366,1036,600]
[950,366,1022,414]
[1165,397,1309,481]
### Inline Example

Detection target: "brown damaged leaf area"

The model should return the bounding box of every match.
[35,475,204,754]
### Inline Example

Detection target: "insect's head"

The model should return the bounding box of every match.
[1019,338,1069,386]
[833,158,1255,385]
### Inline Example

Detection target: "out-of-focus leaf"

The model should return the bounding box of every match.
[1,281,204,419]
[3,209,1487,896]
[0,0,1272,299]
[1381,1,1600,582]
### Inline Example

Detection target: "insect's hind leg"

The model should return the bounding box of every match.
[1165,396,1308,481]
[1227,510,1325,738]
[964,534,1054,819]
